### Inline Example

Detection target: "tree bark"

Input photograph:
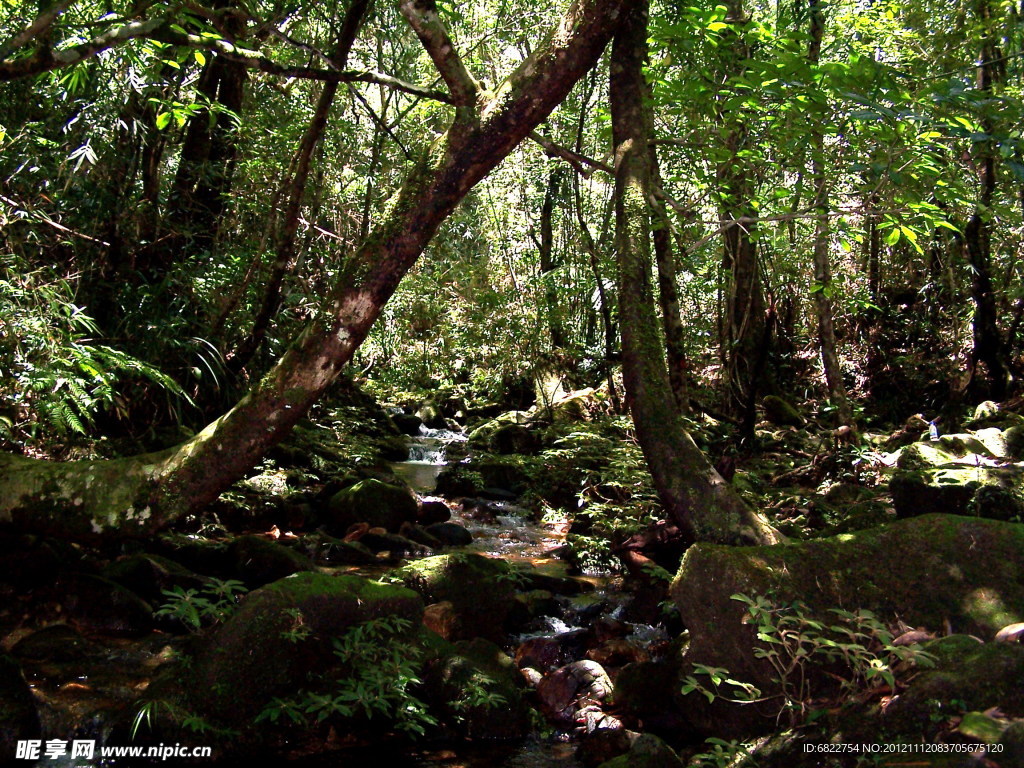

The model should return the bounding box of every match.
[965,0,1009,400]
[650,148,690,415]
[538,166,567,349]
[610,0,779,546]
[0,0,631,539]
[715,0,768,439]
[807,0,853,427]
[227,0,372,375]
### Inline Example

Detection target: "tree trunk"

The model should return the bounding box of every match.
[965,0,1009,400]
[807,0,853,427]
[228,0,372,375]
[650,148,690,415]
[715,0,768,439]
[609,0,779,546]
[538,166,567,349]
[0,0,632,539]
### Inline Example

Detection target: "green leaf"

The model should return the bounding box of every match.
[155,112,172,130]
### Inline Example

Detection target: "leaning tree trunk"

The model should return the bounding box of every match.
[0,0,631,540]
[610,0,779,546]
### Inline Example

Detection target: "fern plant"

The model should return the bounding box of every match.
[0,253,192,443]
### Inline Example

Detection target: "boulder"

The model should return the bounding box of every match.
[392,412,423,436]
[416,402,446,430]
[228,535,316,588]
[537,660,613,726]
[57,573,153,636]
[669,514,1024,738]
[595,733,685,768]
[304,533,378,566]
[0,655,39,764]
[421,637,531,739]
[890,466,1024,521]
[10,624,98,662]
[189,572,423,728]
[882,642,1024,736]
[324,478,418,533]
[388,553,515,642]
[744,642,1024,767]
[435,464,483,497]
[762,395,805,427]
[418,500,451,525]
[425,522,473,547]
[102,552,208,606]
[466,411,532,448]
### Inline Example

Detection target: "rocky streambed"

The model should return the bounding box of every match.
[0,400,674,767]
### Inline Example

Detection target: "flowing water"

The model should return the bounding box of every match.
[28,429,647,768]
[390,425,465,495]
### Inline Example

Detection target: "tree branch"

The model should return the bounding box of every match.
[0,0,78,60]
[398,0,480,108]
[0,17,166,80]
[0,12,454,105]
[529,131,695,219]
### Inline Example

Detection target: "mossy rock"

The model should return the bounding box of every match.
[488,423,541,455]
[58,573,153,636]
[883,643,1024,734]
[967,401,1024,430]
[467,411,532,447]
[596,733,685,768]
[614,654,695,739]
[1005,425,1024,461]
[540,388,598,423]
[103,553,209,606]
[669,514,1024,739]
[388,554,515,642]
[762,395,805,427]
[421,637,531,739]
[153,534,231,579]
[228,535,316,588]
[998,721,1024,765]
[921,633,984,666]
[891,466,1024,520]
[324,478,418,533]
[435,457,531,498]
[974,427,1009,458]
[392,412,423,436]
[304,533,378,566]
[434,464,484,497]
[415,402,446,429]
[895,439,984,470]
[0,655,40,763]
[472,456,532,496]
[808,643,1024,757]
[190,572,423,728]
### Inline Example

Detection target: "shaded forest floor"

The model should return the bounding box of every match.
[2,379,1024,767]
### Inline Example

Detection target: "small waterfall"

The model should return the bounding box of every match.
[392,426,467,492]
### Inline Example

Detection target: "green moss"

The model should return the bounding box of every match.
[389,554,515,642]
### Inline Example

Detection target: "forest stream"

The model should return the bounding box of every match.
[11,419,669,768]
